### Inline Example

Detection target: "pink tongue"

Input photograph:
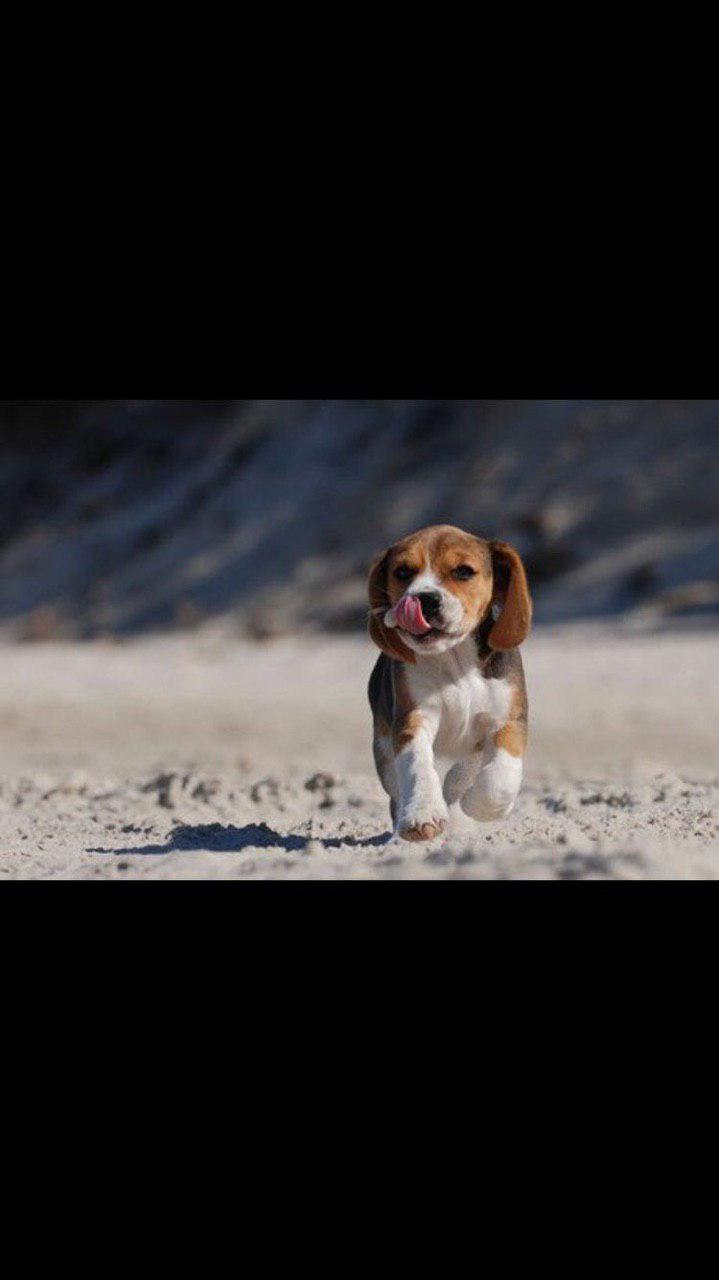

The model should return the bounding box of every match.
[395,595,432,636]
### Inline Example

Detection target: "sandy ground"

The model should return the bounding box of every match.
[0,626,717,879]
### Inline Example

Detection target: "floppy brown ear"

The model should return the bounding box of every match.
[368,550,416,663]
[488,541,533,650]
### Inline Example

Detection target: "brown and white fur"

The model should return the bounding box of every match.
[367,525,532,842]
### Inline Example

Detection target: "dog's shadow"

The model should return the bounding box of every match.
[87,821,393,857]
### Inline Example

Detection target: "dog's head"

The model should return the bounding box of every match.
[368,524,532,661]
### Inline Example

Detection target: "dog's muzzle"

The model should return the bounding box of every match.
[415,591,442,621]
[391,591,446,636]
[393,595,432,635]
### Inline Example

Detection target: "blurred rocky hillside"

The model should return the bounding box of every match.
[1,399,717,639]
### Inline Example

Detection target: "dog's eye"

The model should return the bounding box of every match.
[453,564,476,581]
[394,564,415,582]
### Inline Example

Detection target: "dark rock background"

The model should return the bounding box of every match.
[1,398,717,639]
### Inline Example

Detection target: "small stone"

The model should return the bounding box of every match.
[251,778,280,803]
[141,773,179,809]
[192,779,221,802]
[305,773,336,793]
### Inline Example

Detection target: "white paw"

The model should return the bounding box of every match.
[460,783,517,823]
[461,794,516,822]
[460,751,522,823]
[396,800,449,843]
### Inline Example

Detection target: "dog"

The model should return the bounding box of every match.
[367,525,532,842]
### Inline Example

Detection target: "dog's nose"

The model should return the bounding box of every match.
[416,591,442,620]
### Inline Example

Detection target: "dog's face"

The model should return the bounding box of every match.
[369,525,532,661]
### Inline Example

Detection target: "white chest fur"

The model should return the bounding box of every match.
[404,636,512,759]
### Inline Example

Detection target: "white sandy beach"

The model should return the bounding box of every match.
[0,625,716,879]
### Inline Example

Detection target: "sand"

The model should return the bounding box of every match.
[0,626,717,879]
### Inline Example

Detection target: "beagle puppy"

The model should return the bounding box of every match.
[368,525,532,842]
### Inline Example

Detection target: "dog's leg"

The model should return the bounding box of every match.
[373,728,399,826]
[393,712,447,842]
[460,726,524,822]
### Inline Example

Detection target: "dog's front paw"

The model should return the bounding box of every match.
[396,803,448,843]
[460,757,522,823]
[460,780,518,823]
